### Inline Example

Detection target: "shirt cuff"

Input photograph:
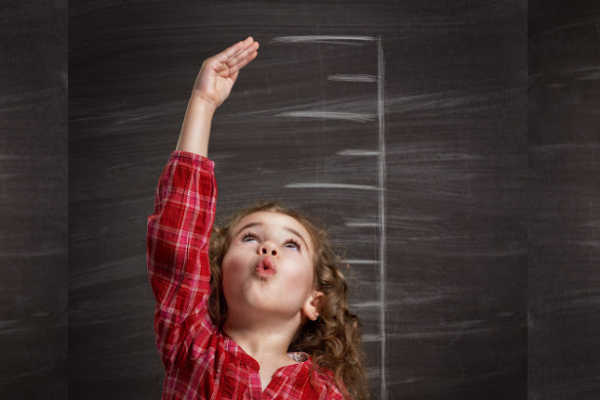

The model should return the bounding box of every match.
[169,150,215,172]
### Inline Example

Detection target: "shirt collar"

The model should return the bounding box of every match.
[222,330,311,365]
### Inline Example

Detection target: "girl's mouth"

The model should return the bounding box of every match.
[255,257,277,276]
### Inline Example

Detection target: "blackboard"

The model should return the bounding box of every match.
[2,1,600,399]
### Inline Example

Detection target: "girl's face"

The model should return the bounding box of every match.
[221,211,322,324]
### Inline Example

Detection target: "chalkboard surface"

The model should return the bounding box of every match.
[2,1,599,399]
[0,0,68,398]
[528,1,600,399]
[67,2,529,398]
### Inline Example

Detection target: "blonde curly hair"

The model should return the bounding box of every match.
[208,200,371,400]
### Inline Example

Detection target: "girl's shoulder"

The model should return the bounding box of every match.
[309,363,345,398]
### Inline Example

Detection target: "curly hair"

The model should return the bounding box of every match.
[207,200,371,400]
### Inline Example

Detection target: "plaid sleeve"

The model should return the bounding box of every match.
[146,150,217,370]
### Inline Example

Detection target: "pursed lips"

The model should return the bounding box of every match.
[255,257,277,275]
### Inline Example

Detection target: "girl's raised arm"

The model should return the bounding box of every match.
[175,36,259,157]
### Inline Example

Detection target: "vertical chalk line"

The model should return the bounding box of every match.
[377,36,387,400]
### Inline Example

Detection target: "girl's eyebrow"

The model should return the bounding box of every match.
[234,221,309,250]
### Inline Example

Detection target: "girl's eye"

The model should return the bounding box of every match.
[241,232,301,250]
[285,238,301,250]
[241,232,257,242]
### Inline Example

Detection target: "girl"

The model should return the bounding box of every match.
[147,36,370,400]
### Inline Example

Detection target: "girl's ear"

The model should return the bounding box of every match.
[303,291,324,321]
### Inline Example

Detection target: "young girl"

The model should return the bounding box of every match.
[147,36,370,400]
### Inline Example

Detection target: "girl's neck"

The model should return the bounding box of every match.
[222,315,300,363]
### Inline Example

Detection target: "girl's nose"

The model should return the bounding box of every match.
[259,242,277,256]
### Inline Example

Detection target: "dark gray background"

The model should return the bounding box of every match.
[1,1,598,399]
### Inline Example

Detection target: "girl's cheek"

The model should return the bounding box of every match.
[289,263,311,283]
[226,250,247,273]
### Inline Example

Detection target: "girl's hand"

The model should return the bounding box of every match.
[191,36,260,108]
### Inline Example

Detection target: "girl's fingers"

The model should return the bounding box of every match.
[211,37,257,77]
[213,42,258,77]
[228,50,258,75]
[225,42,258,75]
[215,36,254,63]
[227,41,259,68]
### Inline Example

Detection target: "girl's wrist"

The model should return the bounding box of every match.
[175,94,216,156]
[189,93,218,114]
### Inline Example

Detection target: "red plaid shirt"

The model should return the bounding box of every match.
[146,150,345,399]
